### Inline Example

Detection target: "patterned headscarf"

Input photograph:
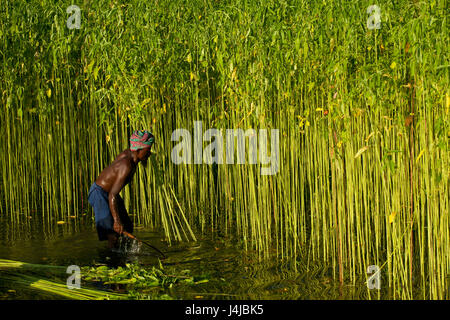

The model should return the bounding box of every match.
[130,130,155,151]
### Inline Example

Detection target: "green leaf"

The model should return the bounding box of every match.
[194,279,209,285]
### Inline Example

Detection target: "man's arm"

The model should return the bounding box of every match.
[108,165,130,234]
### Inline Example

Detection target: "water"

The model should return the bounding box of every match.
[0,217,377,300]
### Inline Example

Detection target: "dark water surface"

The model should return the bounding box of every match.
[0,216,375,300]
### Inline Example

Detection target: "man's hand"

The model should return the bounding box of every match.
[113,220,124,235]
[107,163,131,236]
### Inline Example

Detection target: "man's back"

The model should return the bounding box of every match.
[95,149,136,194]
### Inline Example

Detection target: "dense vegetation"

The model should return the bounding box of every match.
[0,258,207,299]
[0,0,448,299]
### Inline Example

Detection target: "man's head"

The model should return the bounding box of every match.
[130,130,154,166]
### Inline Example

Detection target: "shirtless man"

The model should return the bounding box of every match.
[88,130,154,248]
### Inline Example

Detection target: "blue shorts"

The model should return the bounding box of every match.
[88,182,133,241]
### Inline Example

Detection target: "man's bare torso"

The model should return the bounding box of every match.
[95,149,137,193]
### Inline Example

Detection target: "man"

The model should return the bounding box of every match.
[88,130,154,248]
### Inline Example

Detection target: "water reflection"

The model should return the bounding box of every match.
[0,218,397,300]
